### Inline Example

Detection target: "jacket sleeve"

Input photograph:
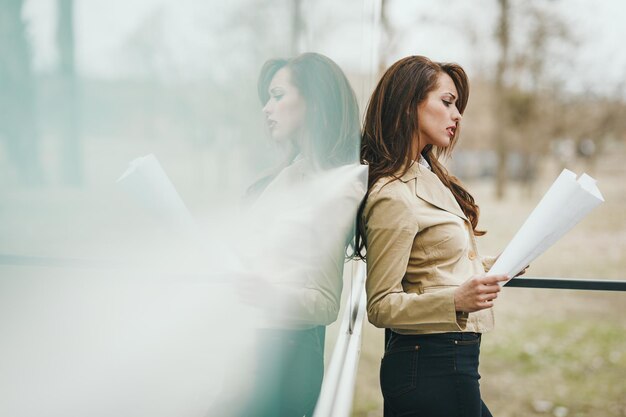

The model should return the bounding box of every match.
[364,187,466,331]
[263,172,366,327]
[268,251,343,327]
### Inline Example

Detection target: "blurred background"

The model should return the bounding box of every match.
[1,0,625,416]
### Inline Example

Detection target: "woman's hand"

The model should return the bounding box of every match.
[454,274,509,313]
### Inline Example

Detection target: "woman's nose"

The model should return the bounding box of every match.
[452,107,462,122]
[262,100,272,115]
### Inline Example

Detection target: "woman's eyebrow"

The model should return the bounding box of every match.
[443,92,457,100]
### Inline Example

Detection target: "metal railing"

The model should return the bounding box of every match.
[313,260,367,417]
[505,276,626,291]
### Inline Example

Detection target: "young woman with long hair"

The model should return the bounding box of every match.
[232,52,363,417]
[355,55,509,417]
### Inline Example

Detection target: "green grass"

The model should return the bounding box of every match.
[481,317,626,416]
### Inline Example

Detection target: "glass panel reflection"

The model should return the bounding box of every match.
[0,1,377,416]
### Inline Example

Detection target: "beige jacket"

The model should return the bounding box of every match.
[363,162,496,334]
[244,160,367,329]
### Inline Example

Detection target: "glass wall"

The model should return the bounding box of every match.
[0,1,379,416]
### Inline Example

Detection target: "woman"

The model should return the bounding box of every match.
[245,52,360,201]
[355,56,509,417]
[235,52,364,417]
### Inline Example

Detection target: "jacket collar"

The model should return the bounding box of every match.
[399,161,468,221]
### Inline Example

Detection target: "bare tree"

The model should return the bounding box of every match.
[494,0,510,199]
[0,0,43,185]
[493,0,576,198]
[57,0,82,185]
[291,0,304,55]
[378,0,391,76]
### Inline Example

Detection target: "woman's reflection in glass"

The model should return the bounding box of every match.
[233,52,364,417]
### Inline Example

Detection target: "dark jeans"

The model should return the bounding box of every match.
[381,330,493,417]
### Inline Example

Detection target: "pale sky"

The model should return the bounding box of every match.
[386,0,626,95]
[22,0,626,96]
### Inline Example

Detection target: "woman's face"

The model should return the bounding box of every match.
[416,72,462,153]
[262,67,307,142]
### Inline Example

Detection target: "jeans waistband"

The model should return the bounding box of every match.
[387,331,481,350]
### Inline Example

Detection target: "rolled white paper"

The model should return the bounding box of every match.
[116,154,196,234]
[488,169,604,285]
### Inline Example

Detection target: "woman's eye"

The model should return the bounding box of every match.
[273,94,284,101]
[442,100,452,107]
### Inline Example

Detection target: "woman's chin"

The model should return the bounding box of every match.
[270,132,292,144]
[432,142,449,150]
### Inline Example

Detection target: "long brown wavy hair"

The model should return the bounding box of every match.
[247,53,361,202]
[354,55,484,259]
[257,52,361,169]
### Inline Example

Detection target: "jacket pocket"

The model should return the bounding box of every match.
[380,345,419,398]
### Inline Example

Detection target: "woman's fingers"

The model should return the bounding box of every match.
[480,282,501,292]
[479,274,510,286]
[481,292,498,301]
[456,274,510,313]
[476,276,505,305]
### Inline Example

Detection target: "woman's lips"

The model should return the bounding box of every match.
[446,127,455,137]
[267,120,277,130]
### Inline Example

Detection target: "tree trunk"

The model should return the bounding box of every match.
[494,0,510,199]
[378,0,391,77]
[291,0,304,55]
[0,0,43,186]
[57,0,82,186]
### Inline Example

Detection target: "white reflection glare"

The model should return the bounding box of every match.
[0,263,254,417]
[0,161,366,417]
